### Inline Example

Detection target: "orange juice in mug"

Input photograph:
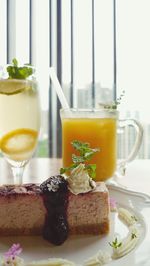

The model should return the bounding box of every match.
[60,109,143,182]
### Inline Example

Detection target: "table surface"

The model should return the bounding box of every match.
[0,158,149,195]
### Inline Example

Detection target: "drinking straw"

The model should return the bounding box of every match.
[49,67,69,109]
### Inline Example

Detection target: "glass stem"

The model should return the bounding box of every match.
[11,166,24,185]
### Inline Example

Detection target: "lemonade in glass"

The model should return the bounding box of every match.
[0,59,40,184]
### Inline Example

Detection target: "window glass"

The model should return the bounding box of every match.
[0,0,149,158]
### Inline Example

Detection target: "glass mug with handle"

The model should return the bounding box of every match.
[0,60,41,184]
[60,108,143,182]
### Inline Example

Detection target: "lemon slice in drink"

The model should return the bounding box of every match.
[0,79,28,95]
[0,128,38,158]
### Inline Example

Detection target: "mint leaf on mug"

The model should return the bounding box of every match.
[99,90,125,110]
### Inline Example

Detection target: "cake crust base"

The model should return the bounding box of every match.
[69,221,109,235]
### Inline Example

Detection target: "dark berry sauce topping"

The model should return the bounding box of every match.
[40,175,69,245]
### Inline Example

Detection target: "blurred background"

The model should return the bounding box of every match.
[0,0,150,159]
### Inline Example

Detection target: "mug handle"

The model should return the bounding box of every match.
[117,119,143,175]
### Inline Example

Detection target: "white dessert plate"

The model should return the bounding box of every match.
[0,186,150,266]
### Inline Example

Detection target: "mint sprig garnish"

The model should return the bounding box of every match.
[60,164,78,174]
[7,58,33,79]
[100,90,125,110]
[60,140,100,178]
[85,164,97,178]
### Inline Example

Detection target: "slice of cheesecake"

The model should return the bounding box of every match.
[0,177,110,245]
[68,182,110,235]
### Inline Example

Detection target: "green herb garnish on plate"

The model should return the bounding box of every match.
[7,58,33,79]
[60,140,100,179]
[109,237,122,249]
[131,233,137,240]
[131,215,138,222]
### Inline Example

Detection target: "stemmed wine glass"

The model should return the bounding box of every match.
[0,59,41,184]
